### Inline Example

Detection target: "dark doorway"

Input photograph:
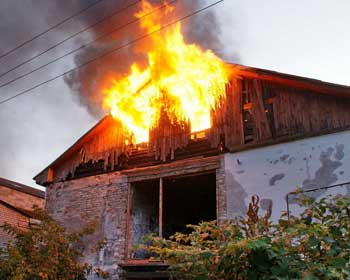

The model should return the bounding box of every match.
[131,179,159,258]
[163,172,216,239]
[130,172,217,258]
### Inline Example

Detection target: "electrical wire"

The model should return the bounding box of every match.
[0,0,176,89]
[0,0,142,80]
[0,0,224,105]
[0,0,104,60]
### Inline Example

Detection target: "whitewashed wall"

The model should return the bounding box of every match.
[224,130,350,221]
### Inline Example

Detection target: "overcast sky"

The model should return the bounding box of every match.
[0,0,349,190]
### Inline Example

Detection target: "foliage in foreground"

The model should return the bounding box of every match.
[141,195,350,279]
[0,207,108,280]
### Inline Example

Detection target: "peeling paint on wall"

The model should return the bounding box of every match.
[269,174,285,186]
[260,198,273,211]
[302,146,343,198]
[224,131,350,221]
[280,154,289,162]
[335,144,345,160]
[225,172,248,219]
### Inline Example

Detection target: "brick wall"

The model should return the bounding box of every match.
[46,173,129,279]
[216,155,227,222]
[45,155,224,279]
[0,185,44,247]
[0,203,29,247]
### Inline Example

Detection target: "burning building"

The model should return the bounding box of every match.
[34,1,350,279]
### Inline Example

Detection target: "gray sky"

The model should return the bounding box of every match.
[0,0,349,189]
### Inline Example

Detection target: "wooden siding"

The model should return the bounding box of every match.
[149,109,191,162]
[267,80,350,138]
[52,117,126,182]
[35,69,350,185]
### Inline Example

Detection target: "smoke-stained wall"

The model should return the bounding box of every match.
[224,131,350,221]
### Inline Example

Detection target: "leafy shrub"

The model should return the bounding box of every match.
[141,194,350,279]
[0,207,108,280]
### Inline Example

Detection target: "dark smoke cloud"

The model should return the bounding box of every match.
[63,0,234,118]
[0,0,98,186]
[0,0,95,74]
[0,0,238,187]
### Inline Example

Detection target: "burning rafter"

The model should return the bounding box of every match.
[103,0,228,144]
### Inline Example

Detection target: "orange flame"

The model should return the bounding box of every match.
[104,0,228,143]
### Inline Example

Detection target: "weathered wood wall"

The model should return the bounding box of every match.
[36,72,350,185]
[149,109,191,162]
[269,81,350,137]
[208,77,350,152]
[53,116,126,182]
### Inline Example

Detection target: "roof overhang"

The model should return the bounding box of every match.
[226,63,350,98]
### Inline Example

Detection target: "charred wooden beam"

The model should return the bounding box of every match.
[149,105,190,162]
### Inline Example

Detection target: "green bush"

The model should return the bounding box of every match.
[141,194,350,279]
[0,207,108,280]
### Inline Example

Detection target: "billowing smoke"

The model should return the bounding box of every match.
[64,0,229,118]
[0,0,100,186]
[0,0,89,75]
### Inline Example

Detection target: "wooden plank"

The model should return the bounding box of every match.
[277,86,288,136]
[342,99,350,127]
[123,156,221,183]
[283,87,292,135]
[332,98,341,129]
[47,168,54,183]
[295,88,309,134]
[225,78,244,149]
[149,103,191,162]
[251,79,272,140]
[261,81,276,137]
[288,89,296,134]
[271,84,282,136]
[309,92,321,132]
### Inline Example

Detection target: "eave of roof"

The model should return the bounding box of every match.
[33,115,120,181]
[227,63,350,98]
[0,177,45,198]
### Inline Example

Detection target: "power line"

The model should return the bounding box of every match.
[0,0,104,60]
[0,0,142,80]
[0,0,176,89]
[0,0,224,106]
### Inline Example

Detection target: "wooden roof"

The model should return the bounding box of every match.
[33,63,350,185]
[33,115,119,184]
[227,63,350,98]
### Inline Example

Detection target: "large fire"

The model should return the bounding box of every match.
[103,0,228,143]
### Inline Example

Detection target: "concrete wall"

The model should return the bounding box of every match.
[224,131,350,221]
[46,173,129,279]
